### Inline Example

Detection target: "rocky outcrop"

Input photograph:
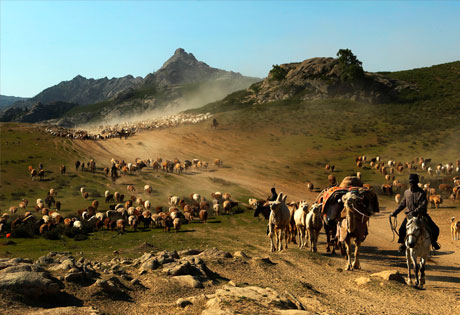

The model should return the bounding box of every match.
[245,57,415,105]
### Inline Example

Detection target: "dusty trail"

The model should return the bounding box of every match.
[68,125,460,314]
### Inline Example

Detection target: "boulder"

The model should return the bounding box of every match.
[202,285,298,314]
[371,270,405,283]
[233,251,249,258]
[172,275,204,288]
[354,277,371,286]
[176,297,193,308]
[0,271,61,298]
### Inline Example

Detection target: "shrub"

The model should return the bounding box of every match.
[270,64,288,81]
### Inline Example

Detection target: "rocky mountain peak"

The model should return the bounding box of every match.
[160,48,202,71]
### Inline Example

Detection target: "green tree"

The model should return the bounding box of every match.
[336,49,364,81]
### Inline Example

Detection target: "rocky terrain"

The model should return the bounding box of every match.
[244,57,416,105]
[0,95,28,109]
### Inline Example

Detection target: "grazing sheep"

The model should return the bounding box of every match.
[192,193,201,203]
[116,219,126,232]
[395,194,402,204]
[213,203,222,217]
[105,190,110,198]
[173,218,181,232]
[128,215,138,231]
[9,206,18,214]
[199,209,208,223]
[144,185,152,194]
[184,211,193,224]
[306,182,314,192]
[169,195,179,206]
[91,200,99,210]
[127,185,136,193]
[248,198,259,208]
[49,188,56,197]
[73,220,82,230]
[95,212,105,221]
[293,201,309,249]
[214,159,223,167]
[82,192,89,199]
[80,187,86,195]
[223,193,231,201]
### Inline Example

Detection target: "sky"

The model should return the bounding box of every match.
[1,1,460,97]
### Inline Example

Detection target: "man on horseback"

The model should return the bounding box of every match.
[390,174,440,252]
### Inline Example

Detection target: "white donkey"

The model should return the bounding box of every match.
[405,217,431,288]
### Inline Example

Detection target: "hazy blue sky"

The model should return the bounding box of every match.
[1,1,459,97]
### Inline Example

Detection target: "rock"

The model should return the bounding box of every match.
[176,297,193,308]
[29,306,100,314]
[371,270,405,283]
[0,271,61,298]
[64,272,86,284]
[172,275,204,288]
[1,264,44,274]
[178,249,203,256]
[198,248,232,259]
[233,251,249,258]
[251,257,276,266]
[130,278,141,286]
[228,280,237,287]
[140,258,159,271]
[202,285,298,314]
[0,257,33,270]
[48,259,75,271]
[354,277,371,286]
[91,279,123,295]
[156,250,179,264]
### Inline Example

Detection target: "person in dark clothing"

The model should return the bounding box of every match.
[390,174,440,252]
[266,187,278,234]
[110,163,118,183]
[268,187,278,202]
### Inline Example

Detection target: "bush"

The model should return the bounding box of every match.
[270,64,288,81]
[10,221,36,238]
[42,228,62,240]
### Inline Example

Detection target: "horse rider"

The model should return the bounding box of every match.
[390,174,440,252]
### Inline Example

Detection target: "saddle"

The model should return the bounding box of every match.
[317,186,368,216]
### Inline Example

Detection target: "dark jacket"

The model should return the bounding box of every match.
[392,187,427,218]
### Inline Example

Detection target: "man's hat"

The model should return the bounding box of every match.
[409,173,419,183]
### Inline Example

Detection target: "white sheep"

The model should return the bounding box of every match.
[95,212,105,221]
[144,200,151,210]
[36,198,43,205]
[105,190,110,198]
[169,195,179,206]
[144,185,152,194]
[73,220,82,229]
[82,211,89,220]
[42,215,50,223]
[192,193,201,202]
[49,188,56,196]
[213,203,222,216]
[80,187,86,195]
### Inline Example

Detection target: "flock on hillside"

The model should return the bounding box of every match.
[39,113,213,140]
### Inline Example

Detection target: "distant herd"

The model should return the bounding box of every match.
[39,113,212,140]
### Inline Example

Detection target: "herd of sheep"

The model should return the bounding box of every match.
[40,113,212,140]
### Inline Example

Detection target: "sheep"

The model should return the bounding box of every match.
[395,194,402,204]
[116,219,126,232]
[80,187,86,195]
[169,195,179,206]
[105,190,110,198]
[42,215,50,224]
[9,206,18,214]
[36,198,43,206]
[128,215,138,230]
[127,185,136,193]
[49,188,57,197]
[356,172,362,180]
[293,201,309,249]
[306,182,314,192]
[213,203,222,217]
[248,198,259,208]
[192,194,201,203]
[222,193,231,201]
[95,212,105,221]
[82,192,89,199]
[91,200,99,210]
[144,185,152,194]
[184,211,193,224]
[73,220,82,230]
[199,209,208,223]
[173,217,181,232]
[144,200,151,210]
[429,195,443,209]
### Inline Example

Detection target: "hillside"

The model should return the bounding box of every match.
[0,49,260,126]
[0,95,28,108]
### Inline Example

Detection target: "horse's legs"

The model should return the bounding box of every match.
[352,239,361,270]
[406,248,413,285]
[419,257,426,288]
[412,253,419,287]
[345,238,352,270]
